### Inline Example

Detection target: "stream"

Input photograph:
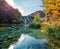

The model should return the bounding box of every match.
[8,34,48,49]
[8,16,48,49]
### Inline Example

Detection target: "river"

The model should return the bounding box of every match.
[8,34,48,49]
[8,16,48,49]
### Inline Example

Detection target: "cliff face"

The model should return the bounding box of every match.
[0,0,21,24]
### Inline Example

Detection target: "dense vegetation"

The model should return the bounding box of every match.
[29,12,42,29]
[42,0,60,49]
[0,0,60,49]
[0,0,21,24]
[44,24,60,49]
[0,25,48,49]
[29,0,60,49]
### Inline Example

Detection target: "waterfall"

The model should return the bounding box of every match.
[23,16,28,33]
[8,16,29,49]
[8,16,48,49]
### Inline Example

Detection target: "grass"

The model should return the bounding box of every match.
[0,25,23,49]
[0,25,48,49]
[27,28,48,39]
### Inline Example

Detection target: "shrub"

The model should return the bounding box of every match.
[44,24,60,49]
[29,23,41,29]
[44,26,54,35]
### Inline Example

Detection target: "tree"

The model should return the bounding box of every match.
[42,0,60,49]
[13,9,22,24]
[33,12,41,24]
[29,12,41,29]
[43,0,60,22]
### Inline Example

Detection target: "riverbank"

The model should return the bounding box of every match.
[0,25,48,49]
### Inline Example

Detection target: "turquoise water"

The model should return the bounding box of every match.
[0,25,48,49]
[9,34,48,49]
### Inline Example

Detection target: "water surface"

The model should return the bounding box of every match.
[8,34,48,49]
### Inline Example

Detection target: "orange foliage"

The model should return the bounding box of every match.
[41,22,51,30]
[49,4,56,10]
[56,0,60,3]
[43,0,60,25]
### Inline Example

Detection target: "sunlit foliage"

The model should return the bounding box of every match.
[43,0,60,22]
[29,12,41,29]
[42,0,60,49]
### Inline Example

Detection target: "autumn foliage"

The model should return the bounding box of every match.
[42,0,60,49]
[41,0,60,27]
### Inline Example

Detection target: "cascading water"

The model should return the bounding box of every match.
[8,16,29,49]
[23,16,31,33]
[8,16,48,49]
[23,17,28,33]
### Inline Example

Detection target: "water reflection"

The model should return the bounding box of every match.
[8,34,48,49]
